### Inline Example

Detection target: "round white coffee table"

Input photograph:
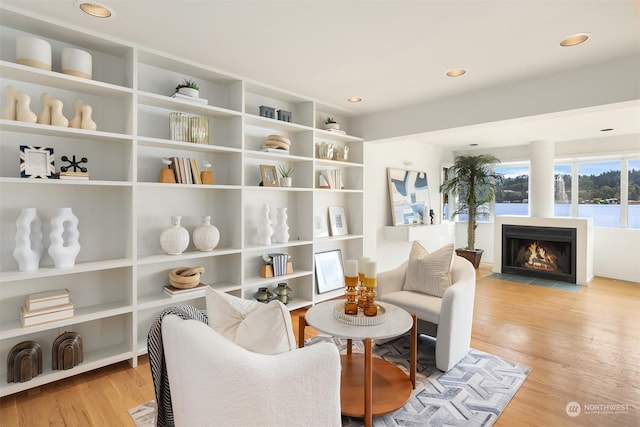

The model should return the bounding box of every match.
[300,300,416,427]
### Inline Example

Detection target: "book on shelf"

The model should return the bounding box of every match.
[319,169,342,189]
[163,282,207,296]
[21,302,75,327]
[261,148,290,155]
[170,93,209,105]
[326,129,347,135]
[26,288,71,311]
[190,158,202,184]
[60,171,90,180]
[170,157,205,184]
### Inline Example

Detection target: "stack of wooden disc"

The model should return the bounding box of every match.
[169,266,205,289]
[263,135,290,151]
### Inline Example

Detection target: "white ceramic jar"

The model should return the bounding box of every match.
[160,216,189,255]
[16,37,52,71]
[61,48,92,79]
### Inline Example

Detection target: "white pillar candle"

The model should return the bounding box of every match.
[364,260,377,278]
[358,257,370,274]
[344,259,358,278]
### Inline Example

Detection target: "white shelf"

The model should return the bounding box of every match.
[384,223,455,242]
[0,5,364,396]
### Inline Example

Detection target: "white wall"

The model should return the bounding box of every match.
[365,139,453,271]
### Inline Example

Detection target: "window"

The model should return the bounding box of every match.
[554,164,572,217]
[495,165,529,217]
[578,160,621,228]
[629,158,640,229]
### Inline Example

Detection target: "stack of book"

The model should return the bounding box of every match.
[163,282,206,297]
[170,157,202,184]
[171,93,209,105]
[21,289,75,327]
[59,171,89,180]
[319,169,344,189]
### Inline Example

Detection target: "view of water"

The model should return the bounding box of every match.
[493,203,640,229]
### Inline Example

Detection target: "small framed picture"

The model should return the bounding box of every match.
[313,207,329,238]
[314,249,345,294]
[328,207,348,236]
[20,145,55,179]
[260,164,279,187]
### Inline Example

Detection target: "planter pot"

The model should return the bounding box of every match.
[455,248,484,269]
[280,177,292,187]
[178,87,199,98]
[325,122,340,130]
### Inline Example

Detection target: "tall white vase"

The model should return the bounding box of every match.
[48,208,81,268]
[269,207,278,243]
[160,216,190,255]
[193,215,220,251]
[257,205,274,245]
[274,207,289,243]
[13,208,43,272]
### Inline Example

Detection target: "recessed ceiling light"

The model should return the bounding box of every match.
[76,1,114,18]
[446,69,466,77]
[560,33,590,47]
[346,97,363,103]
[600,128,614,132]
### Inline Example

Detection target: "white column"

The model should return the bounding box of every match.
[529,140,555,217]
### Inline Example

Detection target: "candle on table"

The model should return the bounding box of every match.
[364,260,377,279]
[344,259,358,278]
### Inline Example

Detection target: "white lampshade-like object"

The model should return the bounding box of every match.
[61,48,92,79]
[16,37,52,71]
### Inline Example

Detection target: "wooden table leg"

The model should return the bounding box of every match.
[347,338,353,355]
[364,337,372,427]
[298,314,307,348]
[410,314,417,389]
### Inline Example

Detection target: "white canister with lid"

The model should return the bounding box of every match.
[61,48,92,79]
[16,37,52,71]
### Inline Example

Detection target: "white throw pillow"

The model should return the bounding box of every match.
[205,287,296,354]
[403,242,455,297]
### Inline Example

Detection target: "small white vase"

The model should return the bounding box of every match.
[193,216,220,251]
[257,205,274,245]
[61,47,92,79]
[48,208,81,268]
[178,87,199,98]
[160,216,189,255]
[13,208,43,272]
[274,207,289,243]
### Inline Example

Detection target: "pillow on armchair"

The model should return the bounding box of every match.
[205,287,296,354]
[403,242,455,297]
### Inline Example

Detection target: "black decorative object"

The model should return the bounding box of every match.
[429,209,435,224]
[7,341,42,383]
[60,155,88,173]
[259,105,275,119]
[52,331,83,370]
[277,109,291,122]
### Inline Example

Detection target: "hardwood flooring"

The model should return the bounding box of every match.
[1,265,638,426]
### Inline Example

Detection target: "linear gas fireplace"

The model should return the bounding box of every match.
[502,224,577,283]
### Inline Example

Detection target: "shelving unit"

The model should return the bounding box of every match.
[0,6,364,396]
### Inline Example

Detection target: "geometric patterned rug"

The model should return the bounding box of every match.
[309,334,532,427]
[129,334,530,427]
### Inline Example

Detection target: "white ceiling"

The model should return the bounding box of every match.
[3,0,640,148]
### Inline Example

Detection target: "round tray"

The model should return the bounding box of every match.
[333,302,388,326]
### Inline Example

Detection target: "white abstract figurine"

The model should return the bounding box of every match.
[69,99,97,131]
[0,86,18,120]
[38,93,69,127]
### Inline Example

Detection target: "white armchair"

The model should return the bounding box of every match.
[162,313,342,427]
[377,254,476,372]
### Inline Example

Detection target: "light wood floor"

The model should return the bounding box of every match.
[1,265,638,426]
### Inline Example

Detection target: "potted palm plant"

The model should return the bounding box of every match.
[439,154,502,268]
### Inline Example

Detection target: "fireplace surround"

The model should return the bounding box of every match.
[493,216,593,285]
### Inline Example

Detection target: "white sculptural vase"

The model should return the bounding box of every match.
[274,207,289,243]
[61,47,92,79]
[13,207,43,272]
[193,215,220,251]
[48,207,81,268]
[160,216,189,255]
[257,205,274,245]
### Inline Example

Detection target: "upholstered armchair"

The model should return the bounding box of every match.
[157,288,342,427]
[376,242,476,372]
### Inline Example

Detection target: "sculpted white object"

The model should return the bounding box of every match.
[69,99,97,131]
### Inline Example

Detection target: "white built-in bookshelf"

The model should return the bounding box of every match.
[0,6,363,396]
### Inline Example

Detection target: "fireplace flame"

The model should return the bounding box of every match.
[526,242,558,271]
